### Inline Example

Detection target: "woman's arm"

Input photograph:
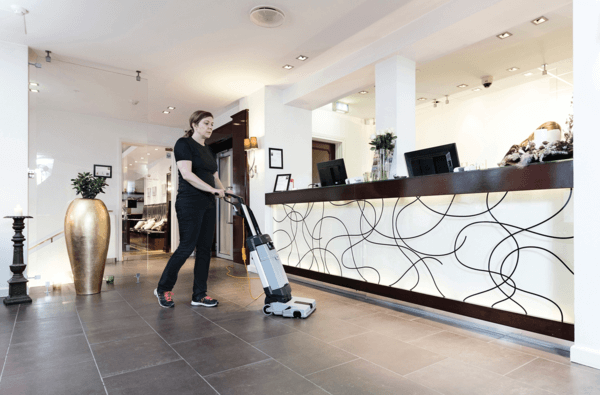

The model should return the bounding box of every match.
[177,160,224,197]
[213,171,226,198]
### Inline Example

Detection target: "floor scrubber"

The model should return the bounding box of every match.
[222,192,316,318]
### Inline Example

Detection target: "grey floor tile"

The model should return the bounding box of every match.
[412,317,505,342]
[347,312,443,342]
[91,333,180,377]
[104,359,217,395]
[0,359,104,395]
[192,299,253,322]
[331,332,446,375]
[406,358,553,395]
[216,313,298,343]
[148,313,226,344]
[134,302,197,321]
[3,333,93,377]
[74,290,125,307]
[507,357,600,395]
[205,359,327,395]
[16,302,78,322]
[490,336,571,365]
[172,332,270,376]
[0,331,12,358]
[253,331,356,376]
[10,316,83,345]
[77,300,139,323]
[307,358,439,395]
[83,315,155,344]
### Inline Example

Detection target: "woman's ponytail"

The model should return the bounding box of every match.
[183,111,213,137]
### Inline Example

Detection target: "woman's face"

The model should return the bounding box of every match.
[193,117,214,140]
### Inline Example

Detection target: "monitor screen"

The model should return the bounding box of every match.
[317,159,348,187]
[404,143,460,177]
[126,199,138,208]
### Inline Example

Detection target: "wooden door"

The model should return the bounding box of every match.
[312,141,336,184]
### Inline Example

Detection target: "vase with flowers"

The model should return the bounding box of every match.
[369,128,397,180]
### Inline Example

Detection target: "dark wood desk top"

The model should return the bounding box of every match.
[265,160,573,205]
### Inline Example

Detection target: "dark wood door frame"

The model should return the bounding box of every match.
[207,109,249,264]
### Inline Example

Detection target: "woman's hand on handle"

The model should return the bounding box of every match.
[213,188,226,198]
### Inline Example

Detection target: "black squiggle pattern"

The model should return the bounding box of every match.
[271,190,574,323]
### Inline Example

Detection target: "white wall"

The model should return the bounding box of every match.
[571,0,600,370]
[416,78,573,168]
[0,41,28,297]
[145,156,171,205]
[28,108,182,286]
[312,109,375,180]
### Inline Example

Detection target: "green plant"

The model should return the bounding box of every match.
[369,130,397,151]
[71,172,109,199]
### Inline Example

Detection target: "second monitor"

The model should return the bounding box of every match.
[317,159,348,187]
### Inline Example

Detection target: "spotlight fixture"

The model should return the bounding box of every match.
[358,91,368,95]
[136,70,141,81]
[283,64,294,70]
[163,111,170,114]
[507,67,519,72]
[45,50,51,62]
[28,62,41,68]
[29,82,38,86]
[524,72,533,77]
[29,89,39,93]
[296,55,308,61]
[457,84,468,88]
[167,106,175,110]
[433,100,439,108]
[417,97,427,101]
[542,64,548,76]
[531,16,548,25]
[472,88,481,92]
[497,32,512,39]
[155,148,158,150]
[445,95,449,104]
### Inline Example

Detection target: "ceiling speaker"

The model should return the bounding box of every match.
[250,6,285,28]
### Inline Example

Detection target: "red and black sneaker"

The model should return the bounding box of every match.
[154,289,175,308]
[191,296,218,307]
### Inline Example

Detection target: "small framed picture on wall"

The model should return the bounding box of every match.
[152,186,157,196]
[273,174,291,192]
[94,165,112,178]
[269,148,283,169]
[147,188,151,198]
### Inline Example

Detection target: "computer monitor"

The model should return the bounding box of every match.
[317,159,348,187]
[404,143,460,177]
[126,199,138,208]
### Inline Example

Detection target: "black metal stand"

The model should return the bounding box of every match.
[3,216,33,305]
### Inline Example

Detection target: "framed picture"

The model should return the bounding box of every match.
[269,148,283,169]
[146,188,151,198]
[93,164,112,178]
[273,174,291,192]
[152,186,157,196]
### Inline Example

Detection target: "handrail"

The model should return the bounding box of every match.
[28,231,64,251]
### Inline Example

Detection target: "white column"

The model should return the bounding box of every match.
[0,41,29,297]
[375,55,416,177]
[571,0,600,370]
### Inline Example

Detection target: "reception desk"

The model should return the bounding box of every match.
[266,160,574,340]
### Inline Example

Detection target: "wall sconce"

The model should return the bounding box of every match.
[244,137,258,178]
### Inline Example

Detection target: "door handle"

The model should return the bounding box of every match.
[227,222,233,225]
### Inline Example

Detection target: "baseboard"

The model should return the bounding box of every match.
[571,344,600,370]
[106,258,117,264]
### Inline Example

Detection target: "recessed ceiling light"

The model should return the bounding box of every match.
[524,72,533,76]
[147,153,150,155]
[283,64,294,70]
[497,32,512,39]
[135,161,138,163]
[472,88,481,92]
[507,67,519,72]
[457,84,468,88]
[531,16,548,25]
[417,97,427,101]
[29,89,39,93]
[358,91,368,95]
[29,82,38,86]
[296,55,308,61]
[155,148,158,150]
[167,106,175,110]
[130,164,132,165]
[163,111,170,114]
[141,157,144,159]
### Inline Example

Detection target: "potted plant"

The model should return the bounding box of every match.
[369,128,397,180]
[64,172,110,295]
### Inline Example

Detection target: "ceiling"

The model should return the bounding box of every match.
[1,0,573,126]
[122,145,171,183]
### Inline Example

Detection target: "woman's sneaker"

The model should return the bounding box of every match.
[191,296,218,307]
[154,289,175,308]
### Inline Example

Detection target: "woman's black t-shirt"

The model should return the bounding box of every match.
[173,137,218,207]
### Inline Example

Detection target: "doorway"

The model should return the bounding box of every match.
[216,149,233,259]
[312,140,336,184]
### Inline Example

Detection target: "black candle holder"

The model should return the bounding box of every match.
[3,216,33,305]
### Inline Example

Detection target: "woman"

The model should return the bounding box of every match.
[155,110,225,308]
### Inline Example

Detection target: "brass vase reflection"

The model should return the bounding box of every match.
[65,198,110,295]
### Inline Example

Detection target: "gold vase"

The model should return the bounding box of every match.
[65,198,110,295]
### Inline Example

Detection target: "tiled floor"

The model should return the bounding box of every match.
[0,256,597,395]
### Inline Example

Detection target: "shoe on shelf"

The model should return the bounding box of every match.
[191,296,218,307]
[154,289,175,308]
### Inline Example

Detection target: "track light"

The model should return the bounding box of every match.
[445,95,449,104]
[433,100,439,108]
[28,62,41,68]
[542,64,547,76]
[45,51,51,62]
[136,70,141,81]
